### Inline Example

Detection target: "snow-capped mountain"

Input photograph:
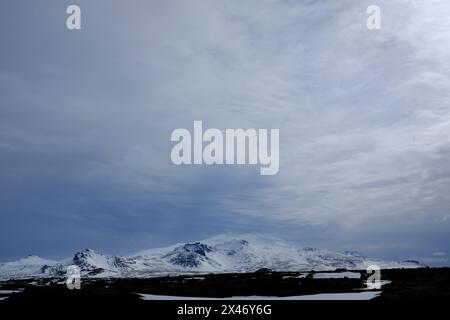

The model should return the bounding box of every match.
[0,234,422,280]
[0,255,59,279]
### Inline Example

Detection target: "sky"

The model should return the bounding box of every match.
[1,0,450,266]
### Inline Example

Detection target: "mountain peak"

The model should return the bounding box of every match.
[17,255,57,265]
[200,233,289,247]
[73,248,101,259]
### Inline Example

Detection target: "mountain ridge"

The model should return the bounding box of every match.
[0,234,422,279]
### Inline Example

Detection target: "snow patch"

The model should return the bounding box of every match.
[313,272,361,279]
[138,291,381,300]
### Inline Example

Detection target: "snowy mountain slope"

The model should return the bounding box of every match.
[0,255,59,279]
[0,234,422,280]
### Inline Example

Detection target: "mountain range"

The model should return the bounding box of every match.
[0,234,421,279]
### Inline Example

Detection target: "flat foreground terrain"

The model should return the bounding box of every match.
[0,268,449,304]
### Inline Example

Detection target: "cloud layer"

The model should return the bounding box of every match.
[1,0,450,264]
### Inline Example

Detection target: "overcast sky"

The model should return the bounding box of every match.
[1,0,450,266]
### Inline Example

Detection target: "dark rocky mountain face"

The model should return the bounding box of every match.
[164,242,214,268]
